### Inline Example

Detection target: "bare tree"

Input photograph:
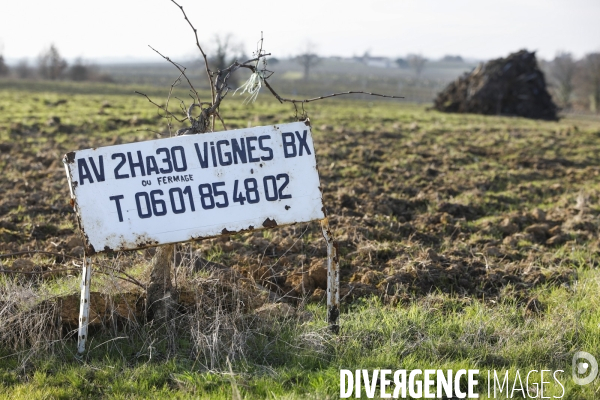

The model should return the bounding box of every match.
[296,42,321,81]
[136,0,403,334]
[208,34,245,85]
[395,57,408,68]
[38,44,67,80]
[210,34,245,70]
[0,56,8,77]
[69,57,92,81]
[0,41,8,77]
[581,53,600,113]
[16,59,32,79]
[551,52,576,109]
[360,50,371,65]
[442,55,464,63]
[408,54,427,78]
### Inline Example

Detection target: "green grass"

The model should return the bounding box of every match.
[2,271,600,398]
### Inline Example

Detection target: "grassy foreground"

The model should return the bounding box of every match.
[1,79,600,398]
[2,273,600,399]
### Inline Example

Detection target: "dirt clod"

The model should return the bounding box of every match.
[525,223,550,236]
[426,248,440,262]
[308,260,328,289]
[499,218,518,235]
[70,246,85,257]
[524,297,546,317]
[254,303,294,320]
[310,288,325,302]
[10,259,35,272]
[546,234,568,246]
[531,208,546,221]
[65,235,83,250]
[484,246,502,258]
[285,273,314,296]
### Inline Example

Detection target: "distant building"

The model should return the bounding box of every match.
[351,55,395,68]
[442,55,464,63]
[365,56,394,68]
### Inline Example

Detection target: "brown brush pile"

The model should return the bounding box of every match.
[433,50,558,120]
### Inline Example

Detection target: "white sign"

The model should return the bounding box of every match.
[64,122,324,253]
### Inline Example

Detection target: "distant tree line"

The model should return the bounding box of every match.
[352,51,429,78]
[0,44,113,82]
[394,55,460,76]
[0,55,8,77]
[543,52,600,112]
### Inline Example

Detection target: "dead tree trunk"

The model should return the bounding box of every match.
[146,113,210,323]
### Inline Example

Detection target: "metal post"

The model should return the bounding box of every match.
[320,218,340,333]
[77,257,92,354]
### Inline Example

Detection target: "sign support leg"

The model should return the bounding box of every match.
[77,257,92,354]
[321,218,340,333]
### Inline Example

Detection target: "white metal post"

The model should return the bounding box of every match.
[321,218,340,333]
[77,257,92,354]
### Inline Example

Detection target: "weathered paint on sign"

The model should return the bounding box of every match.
[64,122,324,253]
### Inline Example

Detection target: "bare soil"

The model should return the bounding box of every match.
[1,89,600,323]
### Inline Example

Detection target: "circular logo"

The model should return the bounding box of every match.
[572,351,598,385]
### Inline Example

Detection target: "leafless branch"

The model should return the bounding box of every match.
[175,97,187,115]
[0,267,78,275]
[0,267,144,289]
[135,128,169,137]
[96,263,146,289]
[148,45,200,105]
[233,57,404,105]
[0,250,76,259]
[170,0,216,126]
[216,112,227,130]
[134,91,187,123]
[149,1,404,132]
[263,81,404,104]
[0,250,145,289]
[165,71,185,135]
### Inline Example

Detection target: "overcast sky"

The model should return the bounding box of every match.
[1,0,599,63]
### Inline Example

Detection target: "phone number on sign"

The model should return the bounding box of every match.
[108,174,292,222]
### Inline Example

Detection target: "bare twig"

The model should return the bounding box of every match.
[175,97,187,115]
[263,81,404,104]
[234,56,404,106]
[135,128,169,137]
[148,45,201,105]
[148,3,404,130]
[0,268,78,274]
[96,264,146,289]
[134,91,186,123]
[216,112,227,131]
[0,250,76,259]
[165,71,186,135]
[170,0,215,127]
[91,336,128,351]
[0,250,145,289]
[0,267,144,289]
